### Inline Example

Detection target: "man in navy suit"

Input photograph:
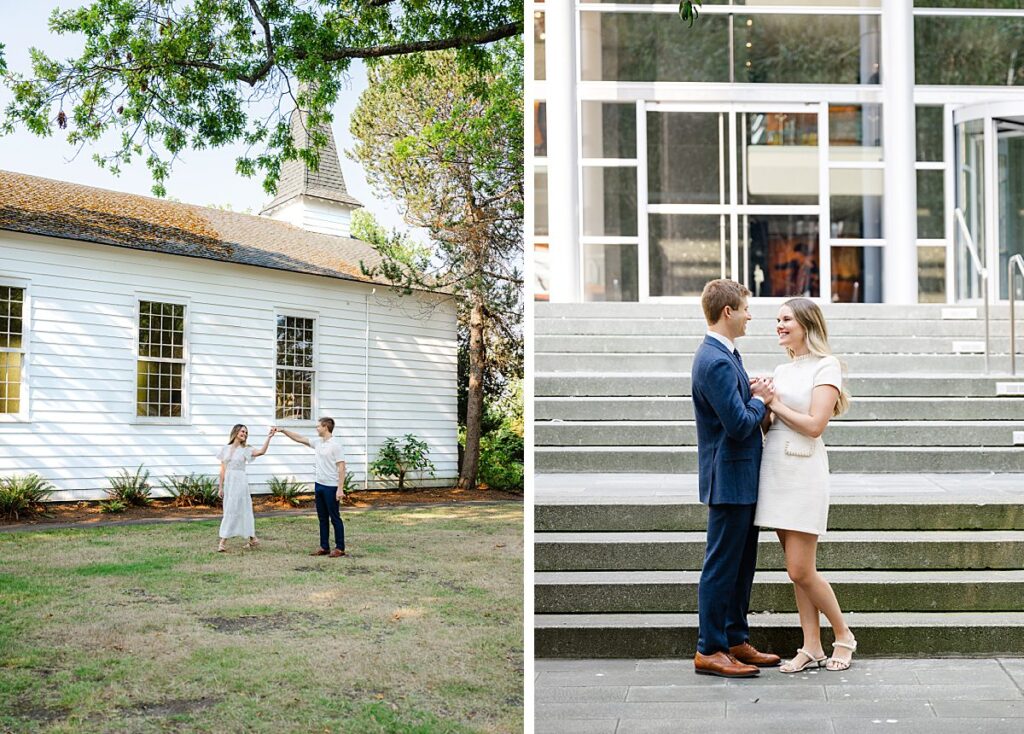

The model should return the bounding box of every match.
[691,279,781,677]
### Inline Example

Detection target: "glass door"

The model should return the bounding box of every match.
[997,121,1024,301]
[954,117,987,302]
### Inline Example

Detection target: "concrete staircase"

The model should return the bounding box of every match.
[534,302,1024,658]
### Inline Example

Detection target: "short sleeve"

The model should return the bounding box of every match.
[216,445,228,462]
[244,447,255,463]
[332,443,345,464]
[309,434,319,449]
[814,356,842,390]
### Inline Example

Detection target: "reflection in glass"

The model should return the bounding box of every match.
[743,216,819,298]
[832,246,883,303]
[534,243,550,302]
[740,112,819,205]
[734,15,880,85]
[535,168,548,237]
[534,11,545,81]
[916,16,1024,86]
[829,104,883,162]
[649,215,727,297]
[582,167,638,237]
[955,119,985,300]
[998,126,1024,299]
[918,246,946,303]
[535,101,546,157]
[831,169,883,238]
[916,106,944,162]
[648,111,726,205]
[917,169,945,240]
[582,102,637,159]
[584,244,639,302]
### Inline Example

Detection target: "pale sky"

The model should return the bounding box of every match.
[0,0,412,234]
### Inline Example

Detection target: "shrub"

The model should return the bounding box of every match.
[161,473,220,507]
[100,499,128,514]
[106,466,152,507]
[370,434,436,491]
[342,473,359,495]
[478,425,524,492]
[268,476,307,507]
[0,474,54,520]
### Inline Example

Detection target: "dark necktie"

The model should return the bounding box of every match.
[733,348,743,367]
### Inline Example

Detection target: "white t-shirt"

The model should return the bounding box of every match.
[310,435,345,486]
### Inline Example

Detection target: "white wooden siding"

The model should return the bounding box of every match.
[270,197,354,238]
[0,231,458,500]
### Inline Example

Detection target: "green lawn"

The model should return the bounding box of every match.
[0,503,523,733]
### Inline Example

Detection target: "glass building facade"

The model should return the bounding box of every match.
[530,1,1024,304]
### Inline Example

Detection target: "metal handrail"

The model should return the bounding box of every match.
[1011,254,1024,375]
[954,207,990,374]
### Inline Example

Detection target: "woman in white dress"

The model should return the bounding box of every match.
[217,424,274,552]
[753,298,857,672]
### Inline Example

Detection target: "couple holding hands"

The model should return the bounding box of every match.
[692,279,856,678]
[216,418,347,557]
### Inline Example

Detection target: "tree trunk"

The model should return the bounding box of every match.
[458,298,486,489]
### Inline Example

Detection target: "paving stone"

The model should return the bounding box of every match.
[831,718,1022,734]
[535,685,628,703]
[617,719,836,734]
[535,701,726,719]
[535,719,618,734]
[929,700,1024,717]
[626,684,826,702]
[825,684,1023,701]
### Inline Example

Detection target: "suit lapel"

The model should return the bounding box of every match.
[703,335,749,399]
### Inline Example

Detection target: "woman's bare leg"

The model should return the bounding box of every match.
[778,530,825,671]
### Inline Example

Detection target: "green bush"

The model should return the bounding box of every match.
[106,466,152,507]
[100,499,128,514]
[0,474,54,520]
[342,473,359,495]
[370,434,436,491]
[478,425,524,492]
[161,473,220,507]
[268,476,307,507]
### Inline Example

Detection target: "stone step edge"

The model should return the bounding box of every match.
[535,446,1024,454]
[535,570,1024,584]
[534,611,1024,628]
[536,530,1024,542]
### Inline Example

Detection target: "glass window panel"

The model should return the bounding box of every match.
[534,242,550,302]
[535,168,549,236]
[648,111,726,205]
[735,15,880,84]
[832,246,883,303]
[917,106,944,162]
[648,215,728,298]
[582,102,637,159]
[583,244,639,302]
[534,10,545,81]
[534,101,547,157]
[918,246,947,303]
[830,169,884,238]
[742,215,820,298]
[999,127,1024,299]
[580,12,730,83]
[917,169,945,240]
[914,0,1024,6]
[741,111,819,205]
[829,104,883,162]
[582,167,638,237]
[0,351,22,414]
[916,16,1024,86]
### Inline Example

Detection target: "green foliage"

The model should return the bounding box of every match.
[268,476,307,507]
[1,1,522,195]
[679,1,703,28]
[342,473,359,495]
[477,425,523,492]
[99,499,128,514]
[161,473,220,507]
[105,466,152,507]
[0,474,54,520]
[370,435,436,491]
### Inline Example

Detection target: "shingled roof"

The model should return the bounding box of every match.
[0,169,384,286]
[260,107,362,214]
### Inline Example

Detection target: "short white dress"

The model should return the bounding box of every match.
[218,444,256,539]
[754,355,842,536]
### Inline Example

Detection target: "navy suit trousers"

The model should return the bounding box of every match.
[697,503,759,655]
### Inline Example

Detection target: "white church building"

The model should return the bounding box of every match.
[0,109,458,500]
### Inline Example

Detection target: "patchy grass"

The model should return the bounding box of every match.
[0,504,523,733]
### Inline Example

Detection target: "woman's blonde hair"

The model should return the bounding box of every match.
[782,298,850,417]
[227,424,249,447]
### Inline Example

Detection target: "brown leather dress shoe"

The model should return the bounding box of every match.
[329,549,347,557]
[310,548,329,556]
[694,651,759,678]
[729,642,782,667]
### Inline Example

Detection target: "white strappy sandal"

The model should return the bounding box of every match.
[780,648,828,674]
[827,639,857,671]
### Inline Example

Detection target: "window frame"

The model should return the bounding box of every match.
[0,276,30,423]
[133,294,190,425]
[274,308,319,428]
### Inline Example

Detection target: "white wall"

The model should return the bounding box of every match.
[0,232,458,500]
[268,196,354,238]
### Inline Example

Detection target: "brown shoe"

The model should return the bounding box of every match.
[694,651,759,678]
[329,549,347,558]
[729,642,782,668]
[310,548,329,556]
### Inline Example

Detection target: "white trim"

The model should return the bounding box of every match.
[830,239,886,248]
[913,7,1024,18]
[133,294,191,426]
[828,160,885,169]
[636,99,650,302]
[917,239,947,248]
[580,158,638,167]
[578,4,882,16]
[914,161,946,171]
[944,103,956,304]
[273,307,320,428]
[0,275,31,423]
[580,83,883,104]
[580,236,640,246]
[819,101,832,299]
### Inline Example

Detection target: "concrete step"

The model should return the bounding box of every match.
[534,531,1024,571]
[535,420,1024,447]
[535,397,1024,421]
[534,570,1024,613]
[536,335,1009,355]
[535,446,1024,473]
[535,352,1016,374]
[534,498,1024,532]
[536,303,1016,320]
[533,611,1024,658]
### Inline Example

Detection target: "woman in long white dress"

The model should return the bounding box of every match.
[217,424,274,552]
[753,298,857,672]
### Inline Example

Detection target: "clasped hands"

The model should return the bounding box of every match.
[749,376,776,405]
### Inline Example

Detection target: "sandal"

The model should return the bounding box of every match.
[827,639,857,671]
[780,648,827,674]
[217,541,227,553]
[246,538,260,549]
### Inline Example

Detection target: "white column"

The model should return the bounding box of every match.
[882,0,918,303]
[545,1,580,302]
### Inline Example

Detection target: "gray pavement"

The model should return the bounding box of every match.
[534,657,1024,733]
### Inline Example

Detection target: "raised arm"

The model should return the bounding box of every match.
[701,359,768,441]
[275,427,311,447]
[252,427,275,458]
[769,385,839,439]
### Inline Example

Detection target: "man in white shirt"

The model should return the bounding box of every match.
[276,417,347,557]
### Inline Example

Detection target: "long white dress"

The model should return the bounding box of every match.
[754,354,843,536]
[218,444,256,539]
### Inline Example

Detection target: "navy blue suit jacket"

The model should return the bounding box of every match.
[691,336,767,505]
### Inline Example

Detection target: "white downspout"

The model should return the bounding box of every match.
[364,288,374,490]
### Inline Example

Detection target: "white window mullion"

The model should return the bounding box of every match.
[637,99,650,301]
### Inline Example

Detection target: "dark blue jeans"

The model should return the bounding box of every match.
[314,482,345,551]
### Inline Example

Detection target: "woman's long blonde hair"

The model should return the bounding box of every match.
[782,298,850,417]
[227,424,249,447]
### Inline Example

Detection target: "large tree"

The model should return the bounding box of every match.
[1,0,522,195]
[350,43,522,489]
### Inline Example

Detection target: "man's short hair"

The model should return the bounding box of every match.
[318,417,335,433]
[701,279,750,325]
